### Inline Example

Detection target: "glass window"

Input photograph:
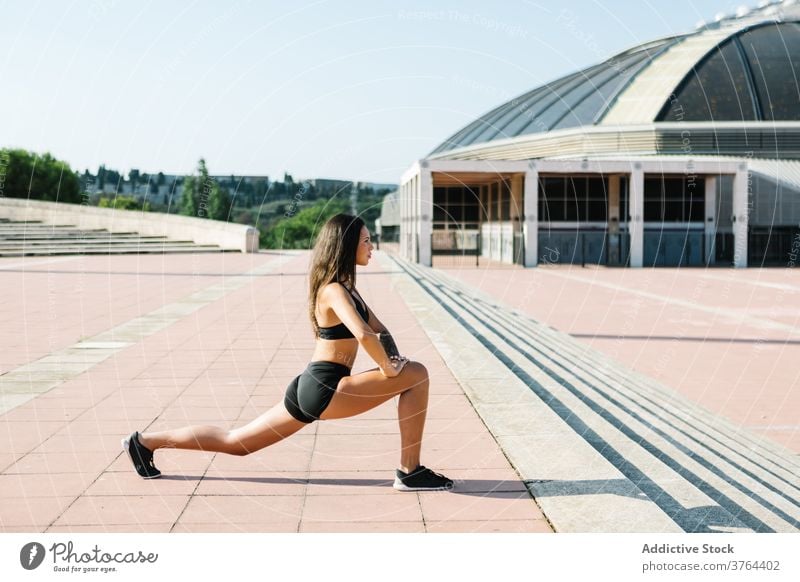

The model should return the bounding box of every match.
[587,201,607,221]
[500,180,511,221]
[644,200,662,221]
[482,187,491,221]
[568,177,584,200]
[664,178,684,199]
[464,204,479,223]
[619,176,629,221]
[540,177,566,221]
[685,197,704,222]
[643,177,704,222]
[542,177,567,197]
[657,39,756,121]
[685,178,705,221]
[739,23,800,121]
[587,177,607,200]
[645,178,665,221]
[663,200,683,222]
[644,178,664,200]
[565,197,579,221]
[538,197,550,222]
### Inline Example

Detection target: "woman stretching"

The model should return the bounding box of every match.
[122,213,453,492]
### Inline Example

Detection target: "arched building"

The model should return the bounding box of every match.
[399,1,800,268]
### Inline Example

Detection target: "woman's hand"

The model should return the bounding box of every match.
[381,355,409,378]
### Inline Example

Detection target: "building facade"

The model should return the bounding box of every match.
[399,2,800,268]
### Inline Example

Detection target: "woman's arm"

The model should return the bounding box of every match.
[366,305,389,334]
[365,305,401,359]
[322,284,400,376]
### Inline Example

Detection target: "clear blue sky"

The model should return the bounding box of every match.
[1,0,735,183]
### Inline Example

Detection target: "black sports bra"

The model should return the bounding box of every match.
[317,283,369,340]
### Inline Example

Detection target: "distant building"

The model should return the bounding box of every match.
[399,3,800,268]
[376,191,399,242]
[310,179,353,192]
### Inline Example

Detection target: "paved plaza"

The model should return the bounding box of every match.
[0,250,798,532]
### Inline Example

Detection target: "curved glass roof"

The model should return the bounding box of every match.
[432,8,800,157]
[430,37,679,155]
[657,22,800,122]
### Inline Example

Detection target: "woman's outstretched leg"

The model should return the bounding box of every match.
[139,402,308,457]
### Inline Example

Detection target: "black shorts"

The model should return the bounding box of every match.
[283,361,351,423]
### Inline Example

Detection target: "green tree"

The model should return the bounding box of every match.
[128,169,140,195]
[105,168,122,191]
[179,158,231,220]
[0,148,81,203]
[208,182,232,221]
[261,197,348,249]
[253,178,267,207]
[98,195,150,211]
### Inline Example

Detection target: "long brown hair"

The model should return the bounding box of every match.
[308,213,365,337]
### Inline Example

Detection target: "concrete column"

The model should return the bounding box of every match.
[399,182,405,260]
[406,180,413,261]
[629,166,644,268]
[510,174,523,223]
[414,175,421,262]
[419,166,433,267]
[410,175,417,262]
[487,182,494,222]
[496,181,503,221]
[523,166,539,267]
[705,175,717,265]
[733,167,749,268]
[400,182,407,260]
[608,175,620,228]
[510,174,524,264]
[607,174,621,265]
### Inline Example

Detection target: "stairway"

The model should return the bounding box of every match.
[0,219,232,257]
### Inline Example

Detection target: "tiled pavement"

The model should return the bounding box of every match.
[0,251,552,533]
[2,249,798,533]
[442,262,800,454]
[396,257,799,533]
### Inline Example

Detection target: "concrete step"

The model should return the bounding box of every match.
[0,238,182,248]
[0,235,170,241]
[0,219,231,256]
[0,224,90,227]
[0,231,119,236]
[387,255,800,533]
[0,245,229,257]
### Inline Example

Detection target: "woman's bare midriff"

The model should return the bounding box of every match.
[310,337,358,369]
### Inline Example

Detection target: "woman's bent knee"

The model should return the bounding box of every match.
[404,361,429,386]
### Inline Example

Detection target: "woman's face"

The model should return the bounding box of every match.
[355,225,373,266]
